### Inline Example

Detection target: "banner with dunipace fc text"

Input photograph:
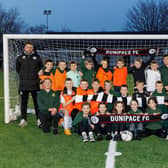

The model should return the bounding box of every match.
[85,47,158,56]
[90,114,168,124]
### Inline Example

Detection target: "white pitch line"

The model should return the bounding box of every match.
[105,141,122,168]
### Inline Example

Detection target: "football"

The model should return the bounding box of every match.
[121,130,133,142]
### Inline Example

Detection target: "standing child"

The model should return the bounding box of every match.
[53,60,67,94]
[104,80,119,112]
[116,85,131,112]
[129,56,154,86]
[129,99,144,140]
[104,80,119,96]
[37,78,60,134]
[113,58,128,92]
[80,55,95,89]
[59,78,76,135]
[95,57,113,89]
[152,81,168,113]
[133,81,149,113]
[145,60,161,93]
[39,59,55,90]
[67,61,81,88]
[112,101,126,141]
[88,78,104,115]
[159,54,168,92]
[72,103,95,142]
[152,81,168,136]
[95,103,112,140]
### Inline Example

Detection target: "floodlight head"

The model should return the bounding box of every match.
[44,10,47,15]
[43,10,52,15]
[48,10,51,15]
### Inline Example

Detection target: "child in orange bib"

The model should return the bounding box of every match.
[53,60,67,93]
[38,59,55,90]
[94,56,113,88]
[113,58,128,92]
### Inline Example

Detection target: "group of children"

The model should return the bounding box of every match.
[37,53,168,142]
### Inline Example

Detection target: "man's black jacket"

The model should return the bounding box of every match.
[16,52,43,91]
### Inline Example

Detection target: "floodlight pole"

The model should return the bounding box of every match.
[43,10,52,32]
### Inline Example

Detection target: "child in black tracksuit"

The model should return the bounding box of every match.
[95,103,112,141]
[112,101,127,141]
[115,85,131,113]
[132,81,149,113]
[128,56,154,87]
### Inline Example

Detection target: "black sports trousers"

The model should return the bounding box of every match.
[20,90,39,120]
[39,112,60,133]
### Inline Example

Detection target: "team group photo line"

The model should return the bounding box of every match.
[16,41,168,142]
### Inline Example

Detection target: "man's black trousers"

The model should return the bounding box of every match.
[20,90,39,120]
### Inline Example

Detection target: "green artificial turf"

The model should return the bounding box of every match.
[116,136,168,168]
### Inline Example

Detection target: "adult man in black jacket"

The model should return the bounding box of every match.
[16,42,43,127]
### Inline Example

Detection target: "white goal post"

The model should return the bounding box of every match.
[3,34,168,124]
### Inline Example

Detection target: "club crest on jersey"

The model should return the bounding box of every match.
[33,56,37,60]
[91,116,99,124]
[52,93,55,97]
[22,55,26,59]
[148,48,157,55]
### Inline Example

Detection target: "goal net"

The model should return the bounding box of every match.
[3,34,168,123]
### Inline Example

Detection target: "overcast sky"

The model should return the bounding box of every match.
[1,0,140,32]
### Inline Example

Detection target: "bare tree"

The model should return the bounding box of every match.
[26,24,47,34]
[125,0,168,32]
[0,5,25,33]
[61,25,72,32]
[0,4,25,69]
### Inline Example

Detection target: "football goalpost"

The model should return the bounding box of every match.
[3,34,168,124]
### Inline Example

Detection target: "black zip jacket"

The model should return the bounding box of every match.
[16,52,43,91]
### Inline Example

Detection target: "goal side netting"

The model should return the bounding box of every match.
[3,34,168,123]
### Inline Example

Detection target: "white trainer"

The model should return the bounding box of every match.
[89,131,95,142]
[37,118,41,128]
[82,131,88,142]
[18,119,27,127]
[166,135,168,140]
